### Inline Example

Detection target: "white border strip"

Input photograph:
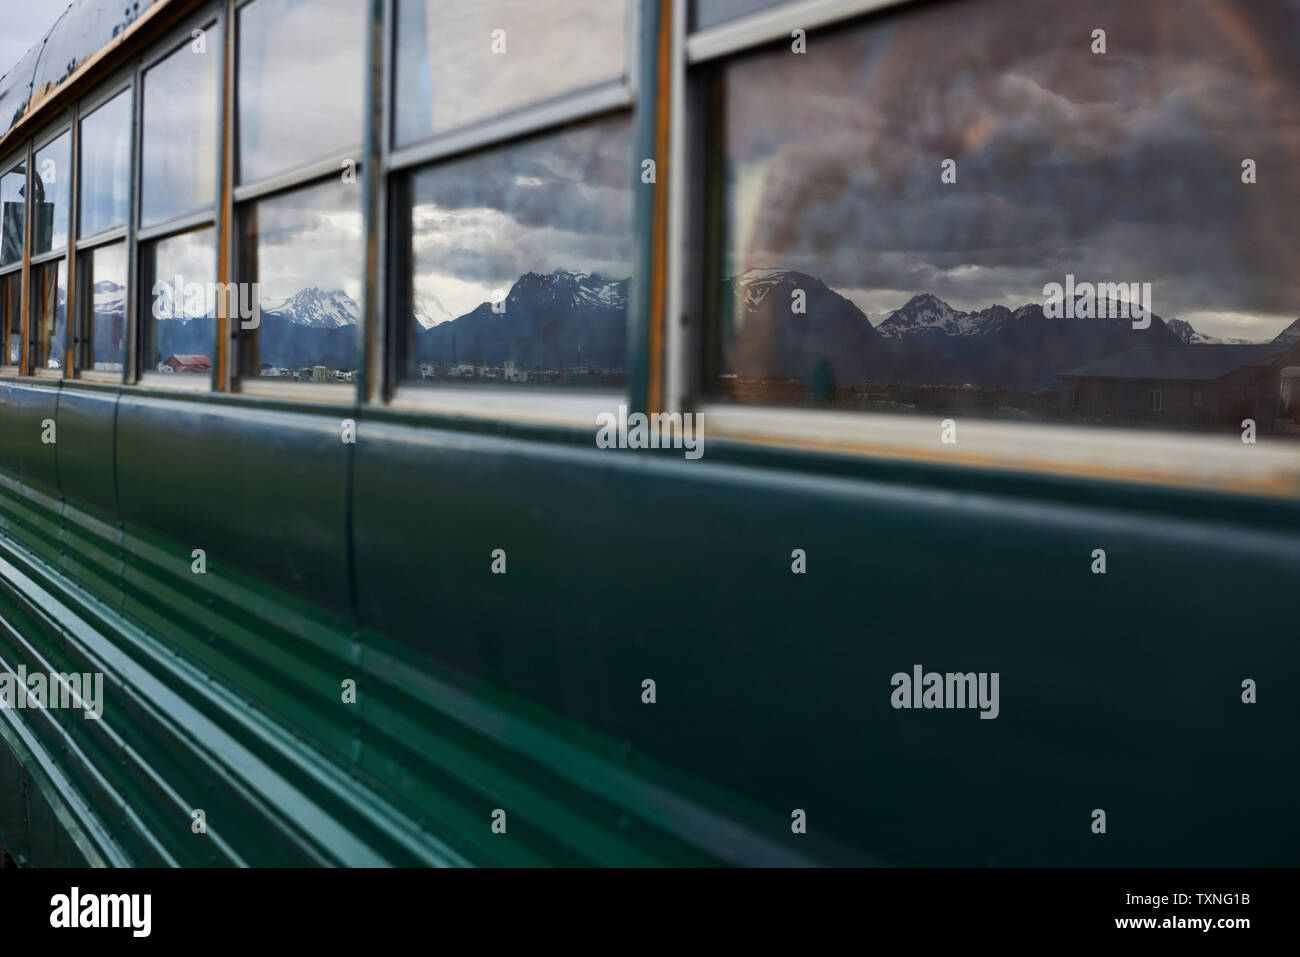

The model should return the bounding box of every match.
[703,403,1300,495]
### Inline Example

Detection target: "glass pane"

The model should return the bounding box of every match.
[692,0,790,31]
[32,131,71,254]
[0,165,24,267]
[30,259,67,371]
[1,271,20,363]
[237,0,365,183]
[144,227,215,375]
[400,117,633,387]
[242,177,362,381]
[79,90,132,237]
[90,242,127,371]
[140,37,219,227]
[394,0,628,146]
[710,0,1300,434]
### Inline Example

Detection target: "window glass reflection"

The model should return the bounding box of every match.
[0,165,24,267]
[141,38,219,227]
[32,131,71,254]
[1,272,20,364]
[241,177,362,381]
[30,259,67,370]
[399,118,633,387]
[394,0,628,146]
[90,242,127,371]
[711,0,1300,435]
[144,227,215,375]
[79,90,132,237]
[237,0,364,183]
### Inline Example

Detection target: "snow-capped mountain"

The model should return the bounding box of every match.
[877,294,1006,338]
[1270,318,1300,347]
[260,287,359,328]
[724,269,882,383]
[503,269,629,311]
[1165,318,1256,345]
[417,269,629,369]
[414,293,455,329]
[149,280,211,320]
[733,268,804,310]
[93,280,125,319]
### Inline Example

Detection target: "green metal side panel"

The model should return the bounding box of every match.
[0,463,832,865]
[0,383,1297,867]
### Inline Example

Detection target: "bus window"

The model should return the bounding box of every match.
[393,117,634,390]
[236,0,365,184]
[79,89,131,239]
[237,177,362,384]
[393,0,629,147]
[140,35,219,228]
[702,0,1300,436]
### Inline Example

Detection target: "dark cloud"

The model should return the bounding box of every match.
[720,0,1300,336]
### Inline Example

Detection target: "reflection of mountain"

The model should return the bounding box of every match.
[93,279,126,358]
[416,270,628,369]
[1165,318,1254,345]
[1274,318,1300,347]
[880,297,1300,391]
[256,287,358,369]
[414,293,455,329]
[727,269,882,384]
[147,270,1300,386]
[876,293,1002,338]
[260,287,358,328]
[714,276,1187,391]
[93,279,125,320]
[715,275,1300,391]
[150,283,358,370]
[881,297,1185,391]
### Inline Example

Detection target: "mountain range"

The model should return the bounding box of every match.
[121,269,1299,387]
[725,270,1300,391]
[414,270,629,370]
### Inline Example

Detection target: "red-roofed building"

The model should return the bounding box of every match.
[163,354,212,374]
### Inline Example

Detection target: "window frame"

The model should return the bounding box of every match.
[73,68,135,382]
[131,3,225,392]
[0,142,27,374]
[75,240,130,379]
[27,116,74,378]
[231,170,364,395]
[76,73,134,245]
[228,0,367,398]
[378,0,646,422]
[27,256,69,376]
[230,0,366,197]
[670,0,1299,496]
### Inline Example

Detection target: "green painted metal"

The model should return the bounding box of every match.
[1,375,1298,865]
[0,385,863,864]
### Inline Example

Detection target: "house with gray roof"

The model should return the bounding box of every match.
[1059,327,1300,430]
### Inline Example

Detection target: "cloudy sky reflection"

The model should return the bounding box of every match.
[720,0,1300,340]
